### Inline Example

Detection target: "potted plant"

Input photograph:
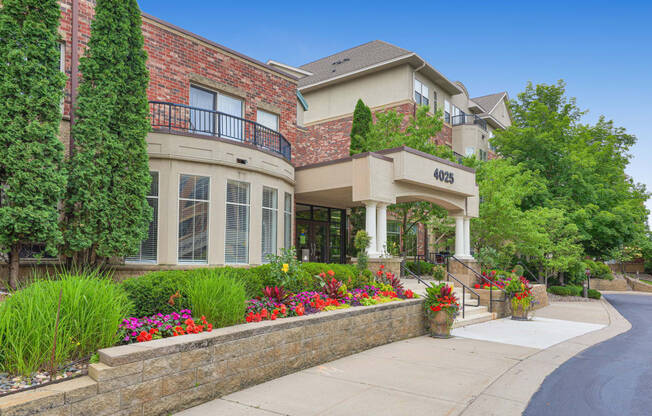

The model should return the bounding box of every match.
[504,275,534,320]
[424,283,460,338]
[432,265,445,283]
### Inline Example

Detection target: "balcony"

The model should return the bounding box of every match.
[451,114,487,131]
[149,101,291,161]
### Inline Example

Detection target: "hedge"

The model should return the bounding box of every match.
[547,286,572,296]
[405,261,434,275]
[122,262,370,318]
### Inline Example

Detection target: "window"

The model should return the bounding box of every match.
[444,100,451,123]
[257,109,279,132]
[387,221,401,256]
[127,172,159,263]
[178,174,209,263]
[432,90,438,111]
[225,180,250,264]
[59,43,65,73]
[465,147,475,157]
[414,78,429,107]
[189,86,243,139]
[261,187,278,262]
[284,193,292,249]
[479,149,488,161]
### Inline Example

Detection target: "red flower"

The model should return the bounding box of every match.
[270,314,277,321]
[327,270,335,277]
[380,264,384,269]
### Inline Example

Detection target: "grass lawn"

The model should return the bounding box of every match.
[641,279,652,285]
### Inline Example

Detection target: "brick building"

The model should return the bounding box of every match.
[12,1,483,274]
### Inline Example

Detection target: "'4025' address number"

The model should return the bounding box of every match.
[434,168,454,184]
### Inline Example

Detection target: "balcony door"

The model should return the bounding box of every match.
[189,86,243,140]
[218,94,243,141]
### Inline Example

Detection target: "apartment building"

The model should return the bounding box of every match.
[269,40,512,165]
[11,4,481,275]
[269,40,512,258]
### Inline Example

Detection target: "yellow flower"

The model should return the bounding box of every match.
[282,263,289,273]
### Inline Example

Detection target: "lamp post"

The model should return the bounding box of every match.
[584,268,591,298]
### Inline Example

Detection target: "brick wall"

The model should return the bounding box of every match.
[57,1,299,154]
[297,101,453,167]
[0,300,426,416]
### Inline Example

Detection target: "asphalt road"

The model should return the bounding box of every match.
[525,294,652,416]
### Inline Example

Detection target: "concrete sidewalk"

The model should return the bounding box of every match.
[176,299,629,416]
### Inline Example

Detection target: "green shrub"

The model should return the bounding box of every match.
[513,264,525,277]
[354,230,371,273]
[567,285,583,297]
[547,286,572,296]
[185,271,247,328]
[121,270,191,318]
[432,265,445,281]
[0,271,132,376]
[405,261,434,275]
[300,262,369,289]
[588,289,602,299]
[585,260,613,280]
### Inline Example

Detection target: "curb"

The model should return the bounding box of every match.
[458,297,631,415]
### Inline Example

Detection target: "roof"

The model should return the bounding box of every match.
[297,40,461,95]
[470,92,506,113]
[298,40,411,87]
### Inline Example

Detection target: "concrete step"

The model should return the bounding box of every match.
[453,312,496,328]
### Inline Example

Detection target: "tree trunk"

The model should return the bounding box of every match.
[8,243,20,290]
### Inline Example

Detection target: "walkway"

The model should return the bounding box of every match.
[525,293,652,415]
[176,298,628,416]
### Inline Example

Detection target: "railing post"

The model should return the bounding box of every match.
[168,103,172,132]
[253,124,258,146]
[463,286,465,319]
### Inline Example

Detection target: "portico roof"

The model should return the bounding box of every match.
[294,146,479,218]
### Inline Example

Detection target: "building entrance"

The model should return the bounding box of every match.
[295,204,346,264]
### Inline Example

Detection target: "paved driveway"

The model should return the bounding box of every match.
[525,294,652,416]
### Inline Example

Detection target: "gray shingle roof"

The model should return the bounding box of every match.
[298,40,413,88]
[471,92,506,113]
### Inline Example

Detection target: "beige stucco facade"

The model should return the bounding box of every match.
[302,64,413,125]
[145,131,294,266]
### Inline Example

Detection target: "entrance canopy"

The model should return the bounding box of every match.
[294,146,479,258]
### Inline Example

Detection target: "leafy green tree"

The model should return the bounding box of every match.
[64,0,151,265]
[492,81,650,259]
[0,0,67,289]
[350,99,372,155]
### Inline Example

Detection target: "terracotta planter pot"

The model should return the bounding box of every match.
[510,301,530,321]
[428,310,453,338]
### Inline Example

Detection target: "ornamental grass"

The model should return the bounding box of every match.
[0,270,132,376]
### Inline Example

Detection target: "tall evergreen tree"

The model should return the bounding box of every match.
[0,0,67,289]
[349,99,372,155]
[64,0,151,264]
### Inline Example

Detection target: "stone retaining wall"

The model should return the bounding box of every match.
[0,299,426,416]
[476,284,548,318]
[589,277,630,291]
[623,275,652,293]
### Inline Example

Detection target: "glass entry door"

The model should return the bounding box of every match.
[296,220,328,263]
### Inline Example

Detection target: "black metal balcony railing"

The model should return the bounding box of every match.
[451,113,487,131]
[149,101,291,161]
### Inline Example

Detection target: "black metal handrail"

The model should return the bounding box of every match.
[149,101,292,161]
[451,113,487,131]
[443,271,480,319]
[403,257,480,319]
[515,261,539,283]
[446,255,507,313]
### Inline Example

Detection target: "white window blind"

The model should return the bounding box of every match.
[414,78,429,107]
[178,174,209,263]
[261,187,278,262]
[257,109,279,132]
[225,180,250,264]
[284,192,292,249]
[444,100,451,123]
[127,172,159,263]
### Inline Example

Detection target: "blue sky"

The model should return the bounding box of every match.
[140,0,651,225]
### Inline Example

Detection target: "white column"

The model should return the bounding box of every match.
[463,217,472,258]
[454,216,464,258]
[376,203,387,256]
[365,202,378,258]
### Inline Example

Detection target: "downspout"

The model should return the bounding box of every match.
[70,0,79,154]
[412,58,426,118]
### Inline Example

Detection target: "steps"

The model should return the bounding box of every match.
[401,277,496,328]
